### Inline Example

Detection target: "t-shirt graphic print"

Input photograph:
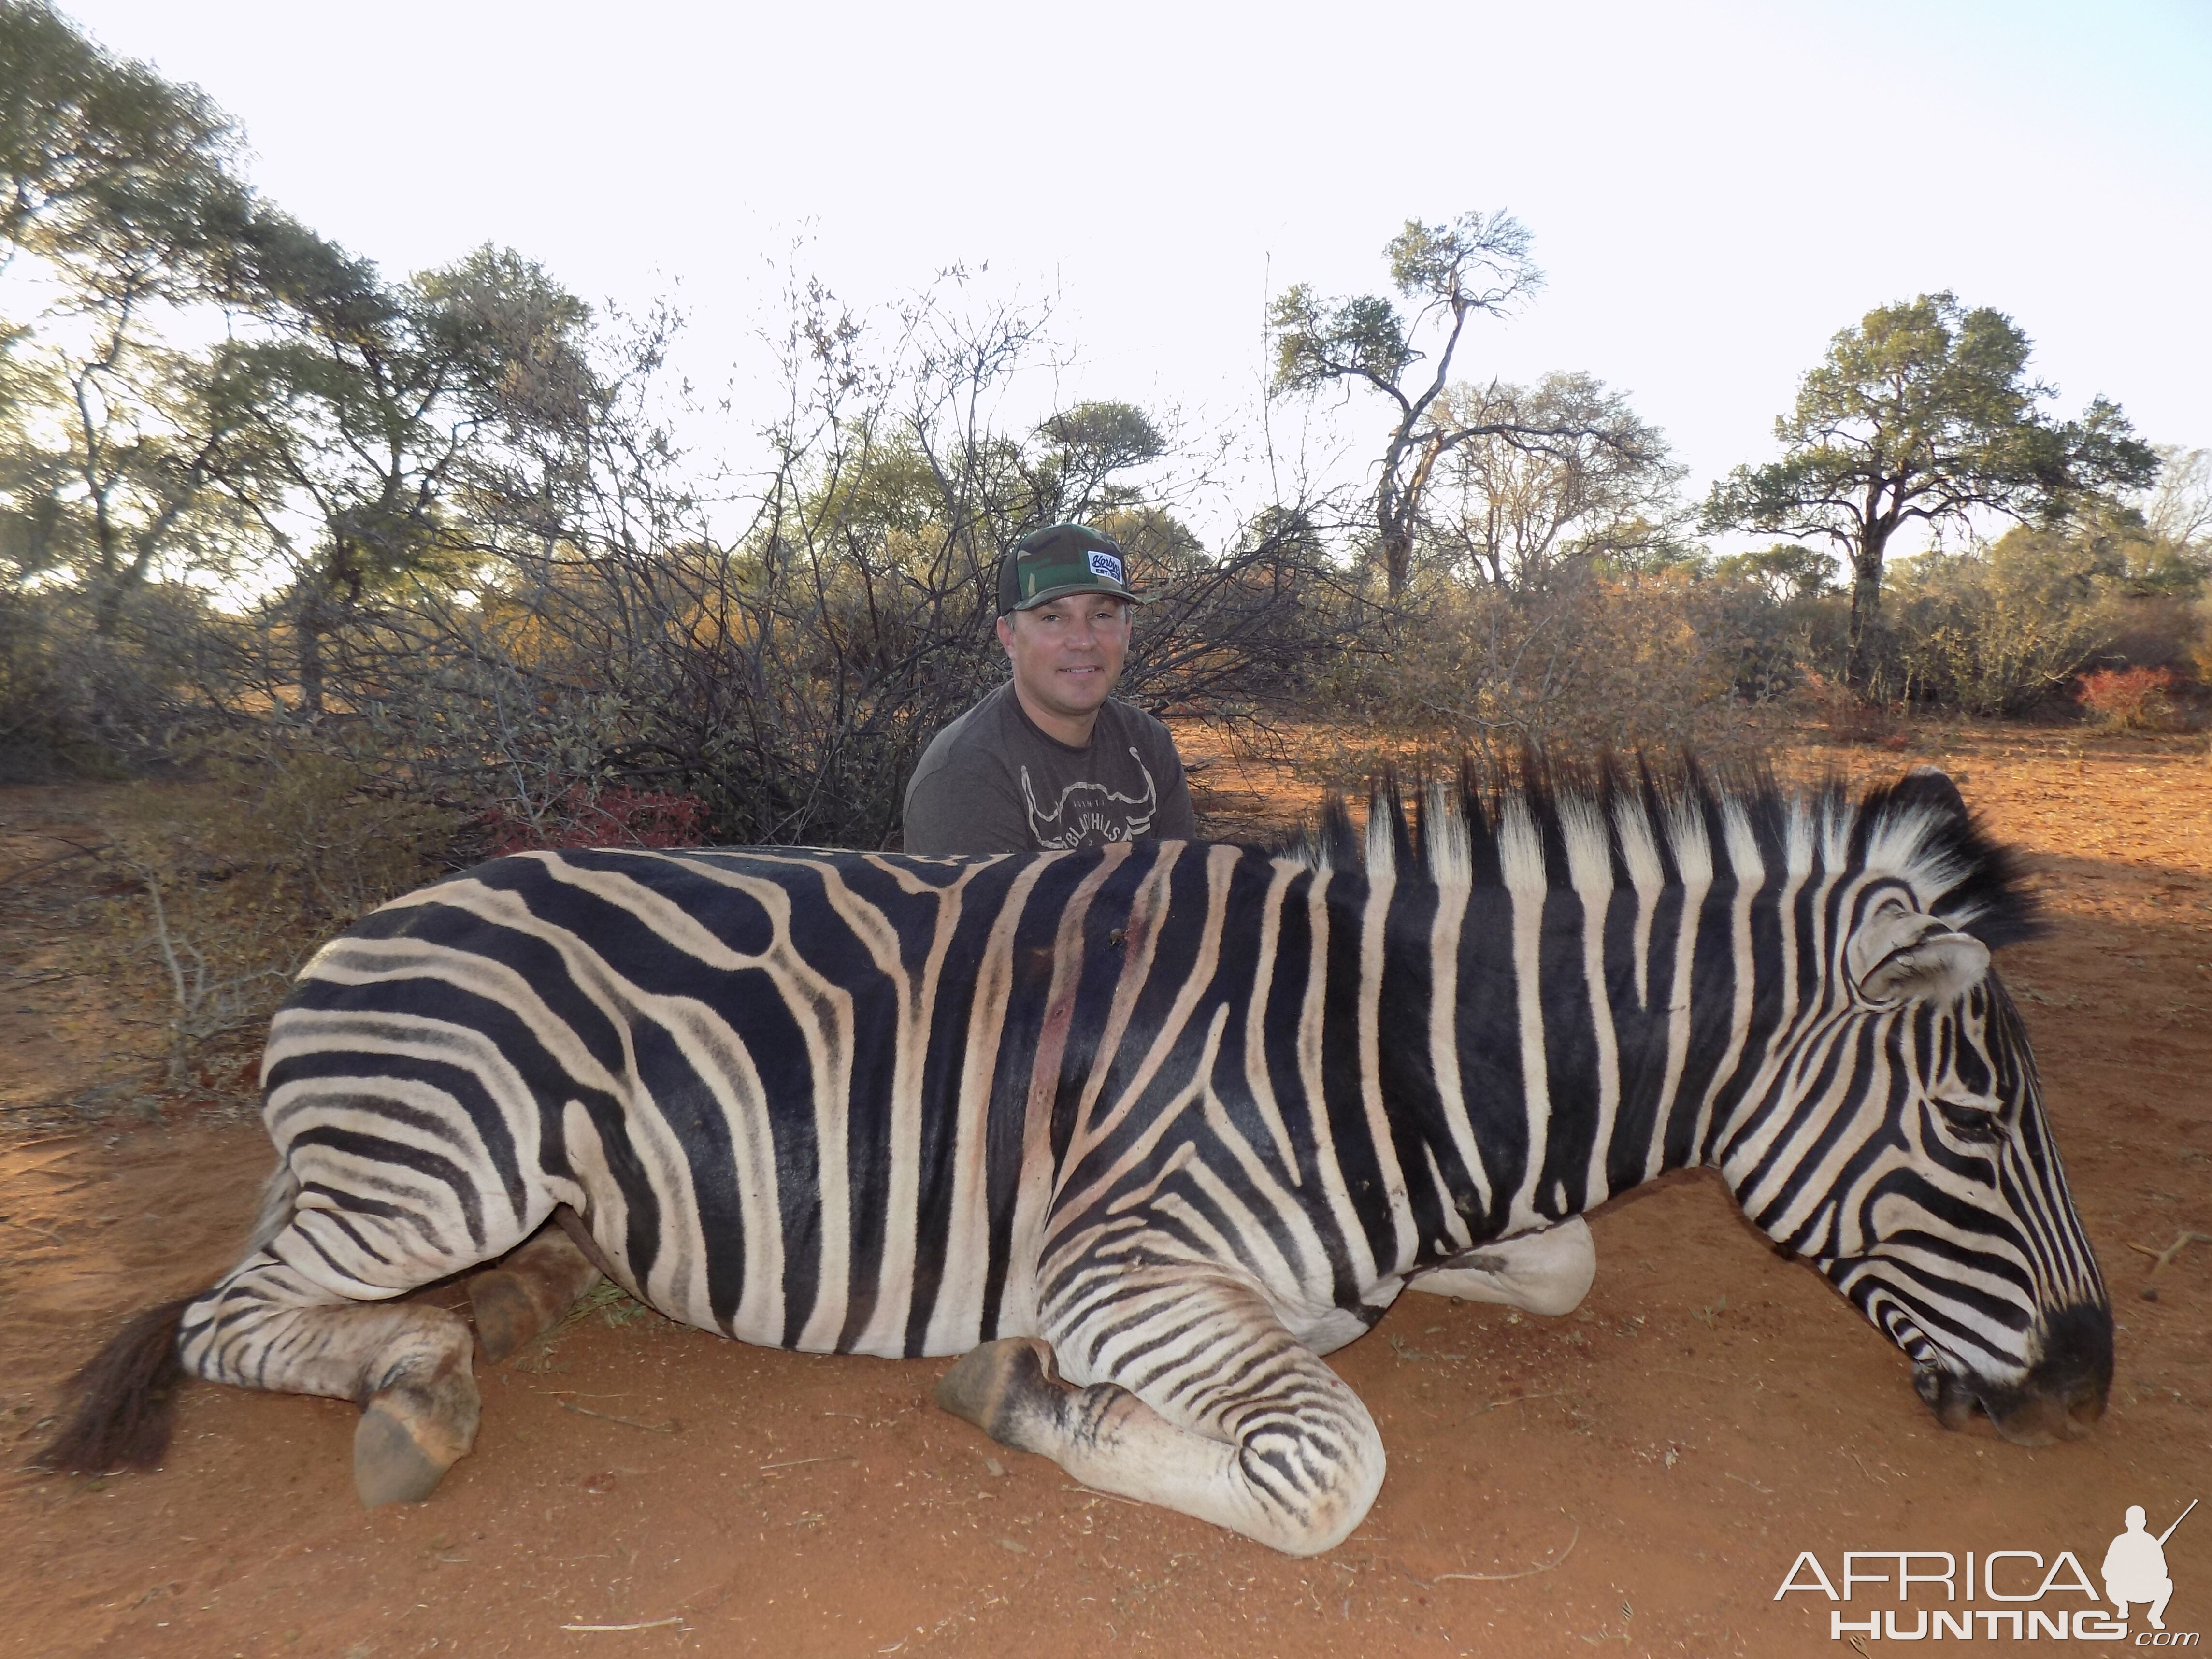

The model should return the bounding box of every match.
[1020,748,1160,848]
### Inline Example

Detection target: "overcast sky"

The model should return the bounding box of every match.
[55,0,2212,540]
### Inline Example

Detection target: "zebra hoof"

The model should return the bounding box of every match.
[469,1270,544,1365]
[354,1374,481,1507]
[934,1337,1060,1444]
[470,1229,603,1364]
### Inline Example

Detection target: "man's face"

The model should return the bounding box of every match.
[995,592,1132,730]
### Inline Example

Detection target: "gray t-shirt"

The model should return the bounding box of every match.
[903,683,1196,855]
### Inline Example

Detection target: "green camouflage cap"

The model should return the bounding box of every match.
[998,523,1151,615]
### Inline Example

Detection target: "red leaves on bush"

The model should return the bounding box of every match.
[2074,666,2177,731]
[483,785,710,857]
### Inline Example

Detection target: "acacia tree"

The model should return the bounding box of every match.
[1269,212,1658,598]
[1425,372,1686,589]
[1702,291,2158,689]
[2142,445,2211,560]
[0,0,279,630]
[209,242,582,715]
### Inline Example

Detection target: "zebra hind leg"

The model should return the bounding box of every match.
[181,1234,492,1507]
[936,1272,1385,1556]
[467,1216,603,1364]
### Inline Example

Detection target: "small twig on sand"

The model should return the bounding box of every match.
[1434,1525,1580,1583]
[759,1453,856,1471]
[556,1399,676,1434]
[559,1616,684,1632]
[1062,1483,1147,1507]
[1461,1389,1569,1423]
[2128,1231,2212,1292]
[0,842,106,887]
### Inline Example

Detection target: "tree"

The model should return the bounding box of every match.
[2141,445,2211,561]
[1269,212,1657,598]
[0,0,245,285]
[1702,292,2159,689]
[1424,372,1686,589]
[1712,542,1840,603]
[0,0,324,630]
[208,243,581,714]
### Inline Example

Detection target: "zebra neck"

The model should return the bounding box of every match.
[1345,865,1802,1278]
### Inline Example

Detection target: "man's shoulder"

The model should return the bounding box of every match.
[914,685,1019,774]
[1096,697,1182,761]
[1096,695,1172,741]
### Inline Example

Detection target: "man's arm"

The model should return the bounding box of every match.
[1141,715,1197,841]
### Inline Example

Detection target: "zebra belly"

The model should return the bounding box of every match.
[540,1092,1049,1360]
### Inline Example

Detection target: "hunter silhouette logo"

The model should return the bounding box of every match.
[1020,753,1159,849]
[2107,1501,2195,1632]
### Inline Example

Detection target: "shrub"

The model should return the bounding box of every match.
[95,743,455,1096]
[1324,565,1766,774]
[2076,666,2177,731]
[1885,528,2126,715]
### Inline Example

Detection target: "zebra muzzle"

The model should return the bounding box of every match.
[1914,1302,2113,1447]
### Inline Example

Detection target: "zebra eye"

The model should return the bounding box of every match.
[1933,1099,2004,1142]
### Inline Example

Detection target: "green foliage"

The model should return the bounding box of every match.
[1702,291,2160,687]
[0,4,405,638]
[1712,543,1841,602]
[1270,287,1414,394]
[1884,525,2126,715]
[0,0,248,296]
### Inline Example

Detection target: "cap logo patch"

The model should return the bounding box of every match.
[1087,550,1124,584]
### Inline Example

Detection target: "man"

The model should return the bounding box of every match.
[903,522,1195,855]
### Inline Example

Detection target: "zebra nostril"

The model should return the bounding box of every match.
[2068,1387,2107,1428]
[1918,1367,1982,1431]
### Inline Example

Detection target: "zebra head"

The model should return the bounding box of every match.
[1718,770,2111,1446]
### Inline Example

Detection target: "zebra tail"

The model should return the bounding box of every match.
[37,1158,296,1474]
[35,1296,194,1473]
[245,1158,301,1254]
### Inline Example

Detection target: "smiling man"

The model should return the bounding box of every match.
[903,523,1195,855]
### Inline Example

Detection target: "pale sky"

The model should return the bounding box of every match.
[52,0,2212,542]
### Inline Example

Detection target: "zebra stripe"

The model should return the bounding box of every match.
[150,761,2108,1552]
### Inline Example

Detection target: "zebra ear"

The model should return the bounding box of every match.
[1849,903,1991,1004]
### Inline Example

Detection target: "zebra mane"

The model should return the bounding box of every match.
[1277,754,2041,949]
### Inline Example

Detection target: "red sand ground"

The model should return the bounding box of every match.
[2,731,2207,1657]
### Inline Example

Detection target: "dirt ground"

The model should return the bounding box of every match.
[2,728,2208,1658]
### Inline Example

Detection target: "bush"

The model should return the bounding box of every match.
[95,741,453,1092]
[2076,666,2177,731]
[1324,564,1769,773]
[1884,528,2126,715]
[0,586,247,781]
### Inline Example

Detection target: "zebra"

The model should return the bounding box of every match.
[41,761,2112,1556]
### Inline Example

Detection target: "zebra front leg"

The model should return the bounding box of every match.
[1409,1216,1596,1316]
[467,1216,603,1363]
[936,1273,1385,1556]
[181,1253,481,1507]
